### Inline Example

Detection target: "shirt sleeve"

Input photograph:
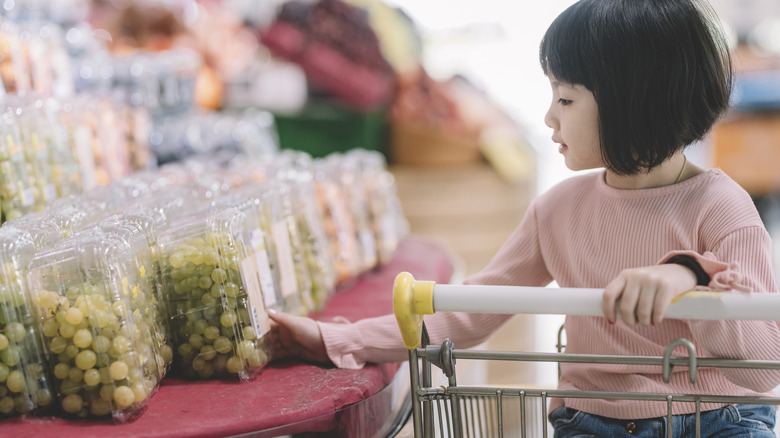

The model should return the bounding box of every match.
[662,226,780,392]
[319,203,553,369]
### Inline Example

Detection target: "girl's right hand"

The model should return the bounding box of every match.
[267,309,332,365]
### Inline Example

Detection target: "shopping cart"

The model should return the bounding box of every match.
[392,272,780,438]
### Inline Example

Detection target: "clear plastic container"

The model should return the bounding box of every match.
[0,227,55,417]
[98,216,173,380]
[235,180,312,315]
[0,108,38,222]
[328,153,378,273]
[212,190,284,316]
[41,96,84,198]
[0,18,32,95]
[281,168,337,312]
[27,228,160,422]
[158,207,272,380]
[312,158,362,286]
[5,95,59,208]
[45,195,105,238]
[2,213,64,252]
[347,149,408,265]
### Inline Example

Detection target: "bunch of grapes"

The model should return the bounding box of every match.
[28,231,161,422]
[160,213,271,381]
[0,266,53,417]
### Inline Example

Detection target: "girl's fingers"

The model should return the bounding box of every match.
[618,279,641,326]
[602,276,626,323]
[636,282,658,326]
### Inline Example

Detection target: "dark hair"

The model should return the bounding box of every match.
[539,0,733,175]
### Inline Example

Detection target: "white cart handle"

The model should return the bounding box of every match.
[393,271,780,350]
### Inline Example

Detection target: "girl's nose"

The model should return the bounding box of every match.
[544,105,556,130]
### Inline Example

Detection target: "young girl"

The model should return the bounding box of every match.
[269,0,780,435]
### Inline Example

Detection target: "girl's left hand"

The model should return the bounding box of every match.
[602,264,698,326]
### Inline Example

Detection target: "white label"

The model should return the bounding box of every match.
[272,221,298,297]
[250,229,277,307]
[241,256,270,338]
[255,249,277,308]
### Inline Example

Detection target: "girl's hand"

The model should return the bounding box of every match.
[602,264,698,326]
[267,309,334,365]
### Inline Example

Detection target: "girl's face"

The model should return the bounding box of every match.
[544,74,603,171]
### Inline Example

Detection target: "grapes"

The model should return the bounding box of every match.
[61,393,83,414]
[6,370,24,393]
[109,361,129,381]
[64,307,84,325]
[73,329,93,349]
[83,369,101,387]
[113,386,134,409]
[4,323,25,343]
[160,218,272,380]
[0,335,7,351]
[75,350,97,371]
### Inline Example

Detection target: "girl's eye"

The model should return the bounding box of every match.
[558,98,572,106]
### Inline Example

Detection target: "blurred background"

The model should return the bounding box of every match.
[3,0,780,393]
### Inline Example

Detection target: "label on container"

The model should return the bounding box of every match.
[241,256,271,338]
[272,221,298,297]
[251,229,277,307]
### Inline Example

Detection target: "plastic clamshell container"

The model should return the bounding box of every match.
[234,180,309,316]
[158,207,272,381]
[211,191,284,317]
[329,152,378,272]
[348,149,407,265]
[280,168,337,312]
[1,212,64,253]
[312,158,362,285]
[99,216,173,380]
[0,108,38,222]
[0,227,54,417]
[27,229,160,422]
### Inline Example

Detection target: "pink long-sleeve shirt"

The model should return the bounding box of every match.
[319,169,780,419]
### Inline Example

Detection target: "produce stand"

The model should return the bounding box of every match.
[2,237,455,438]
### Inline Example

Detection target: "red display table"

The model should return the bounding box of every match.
[3,237,455,438]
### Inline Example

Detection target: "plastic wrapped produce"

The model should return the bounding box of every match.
[5,95,59,209]
[278,168,336,311]
[98,217,173,379]
[0,18,32,95]
[311,158,362,285]
[212,187,284,312]
[329,153,378,272]
[41,96,84,198]
[158,207,272,380]
[347,149,407,265]
[0,108,38,222]
[234,180,312,315]
[0,227,54,417]
[27,229,161,422]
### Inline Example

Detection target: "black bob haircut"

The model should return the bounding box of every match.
[539,0,733,175]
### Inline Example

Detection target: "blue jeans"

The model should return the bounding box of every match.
[550,404,776,437]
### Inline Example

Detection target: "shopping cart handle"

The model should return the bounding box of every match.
[393,272,435,350]
[394,272,780,349]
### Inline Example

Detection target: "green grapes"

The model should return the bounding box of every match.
[161,233,271,380]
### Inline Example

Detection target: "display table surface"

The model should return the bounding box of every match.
[3,237,456,438]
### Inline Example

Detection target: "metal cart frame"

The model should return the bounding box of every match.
[392,272,780,437]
